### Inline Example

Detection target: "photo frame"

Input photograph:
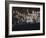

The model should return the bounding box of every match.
[5,1,45,37]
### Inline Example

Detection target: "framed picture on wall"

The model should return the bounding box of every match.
[5,1,45,37]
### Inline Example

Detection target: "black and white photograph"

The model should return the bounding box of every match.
[5,1,45,37]
[12,7,40,31]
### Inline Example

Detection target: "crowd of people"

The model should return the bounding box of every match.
[12,8,40,24]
